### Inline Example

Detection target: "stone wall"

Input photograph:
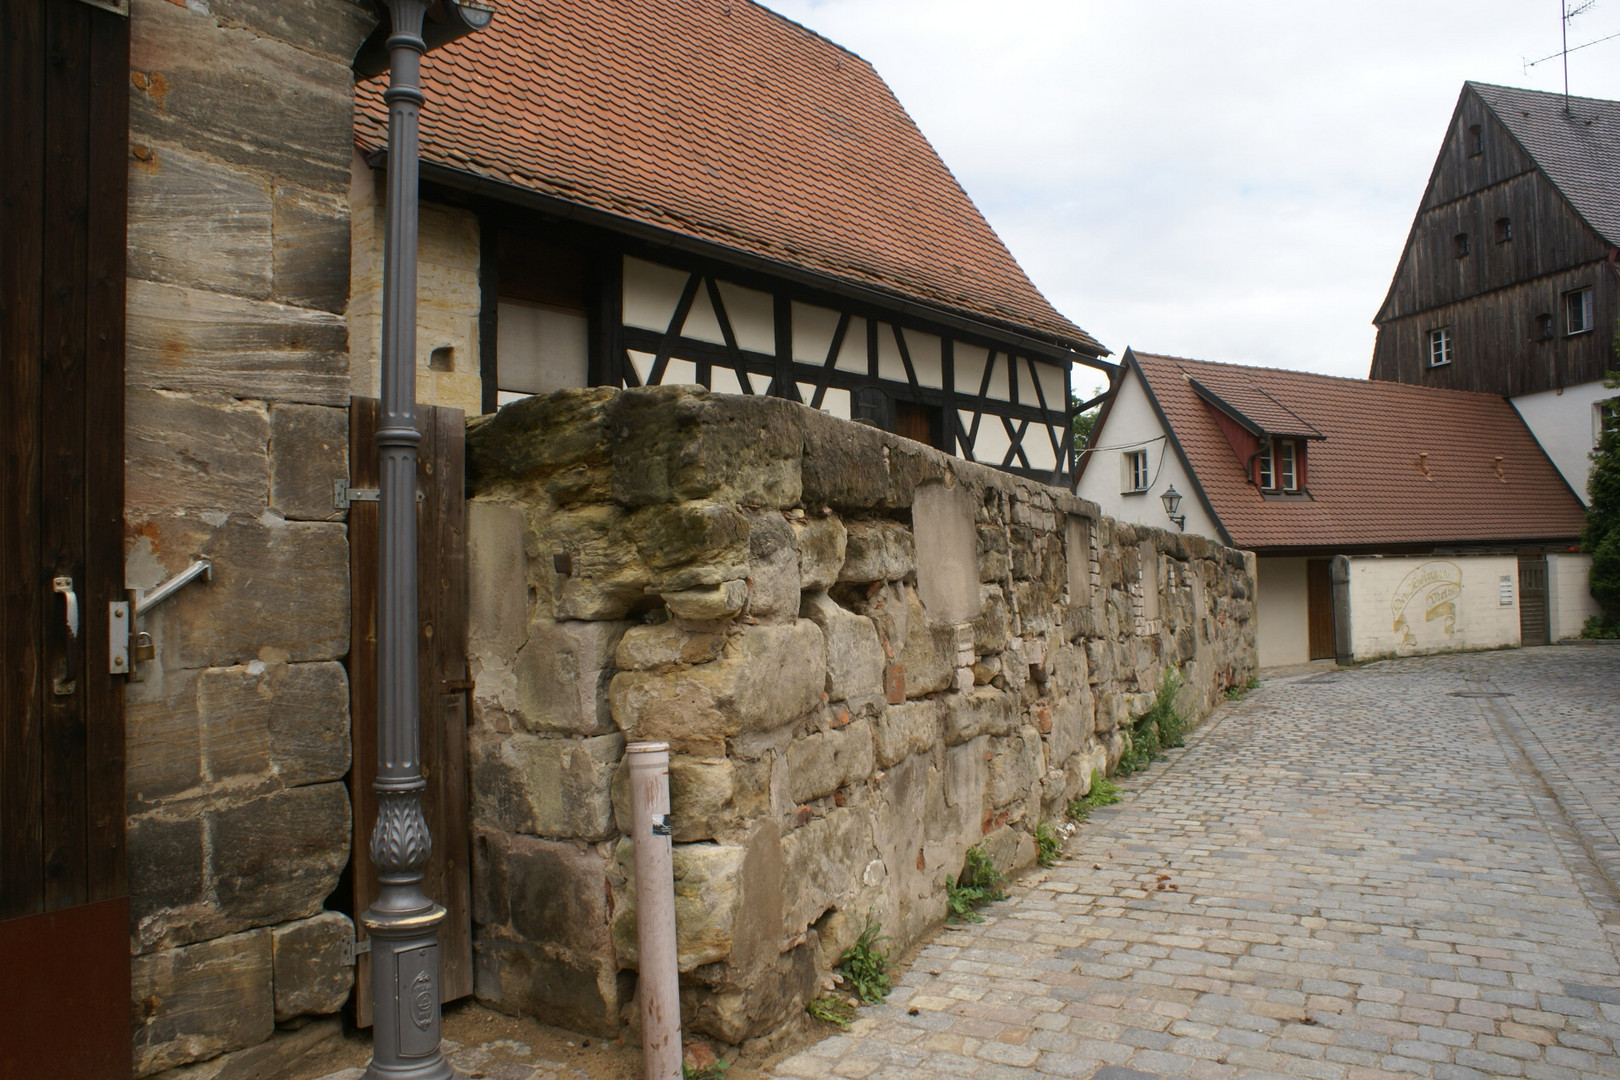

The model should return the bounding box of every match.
[463,386,1257,1044]
[123,1,372,1073]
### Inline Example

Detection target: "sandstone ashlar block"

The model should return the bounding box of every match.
[778,807,871,946]
[126,142,274,300]
[874,700,941,768]
[515,619,629,736]
[630,500,751,591]
[158,513,348,669]
[896,587,955,696]
[613,623,726,670]
[609,753,769,843]
[126,387,270,521]
[913,482,982,623]
[464,387,619,501]
[662,579,749,620]
[611,387,807,509]
[791,513,847,592]
[838,518,915,584]
[198,660,350,788]
[470,731,624,841]
[271,911,354,1022]
[744,511,801,621]
[785,719,876,804]
[1045,691,1095,765]
[986,726,1044,815]
[609,621,825,748]
[536,503,653,621]
[971,585,1012,655]
[800,591,884,710]
[268,403,346,522]
[612,838,745,971]
[210,783,351,938]
[132,928,274,1078]
[942,687,1018,745]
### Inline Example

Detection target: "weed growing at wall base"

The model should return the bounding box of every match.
[838,914,892,1004]
[1068,769,1120,820]
[1034,820,1062,867]
[946,844,1007,922]
[806,993,856,1030]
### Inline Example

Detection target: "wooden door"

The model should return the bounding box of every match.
[0,2,131,1077]
[1518,554,1550,647]
[346,398,473,1027]
[1306,559,1335,661]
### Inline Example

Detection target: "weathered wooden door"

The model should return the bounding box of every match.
[346,398,473,1026]
[0,2,131,1077]
[1518,553,1550,647]
[1306,559,1335,660]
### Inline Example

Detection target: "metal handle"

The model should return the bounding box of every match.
[53,576,77,695]
[54,576,78,638]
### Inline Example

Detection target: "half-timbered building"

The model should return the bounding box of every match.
[349,0,1113,482]
[1369,82,1620,503]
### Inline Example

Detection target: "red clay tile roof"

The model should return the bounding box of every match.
[1186,373,1323,440]
[1132,352,1587,550]
[354,0,1103,356]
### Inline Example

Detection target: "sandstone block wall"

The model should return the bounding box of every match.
[123,1,372,1073]
[464,386,1257,1044]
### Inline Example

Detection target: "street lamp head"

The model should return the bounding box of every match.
[1160,484,1182,518]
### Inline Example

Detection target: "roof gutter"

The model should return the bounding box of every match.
[391,155,1116,371]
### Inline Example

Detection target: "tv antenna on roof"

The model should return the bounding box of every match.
[1522,1,1620,115]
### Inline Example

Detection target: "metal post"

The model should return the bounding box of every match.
[364,2,449,1078]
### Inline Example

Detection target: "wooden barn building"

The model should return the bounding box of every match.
[1369,82,1619,503]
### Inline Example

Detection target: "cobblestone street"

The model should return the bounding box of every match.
[768,643,1620,1080]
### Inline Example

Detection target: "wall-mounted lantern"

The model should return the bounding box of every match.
[1160,484,1187,532]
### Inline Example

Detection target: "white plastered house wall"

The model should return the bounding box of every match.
[1074,363,1220,540]
[1511,379,1613,507]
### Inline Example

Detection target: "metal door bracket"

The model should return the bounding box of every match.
[334,479,424,510]
[342,935,373,966]
[111,558,214,677]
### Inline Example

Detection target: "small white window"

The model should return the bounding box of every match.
[1257,444,1274,489]
[1598,401,1618,445]
[1123,449,1149,492]
[1428,327,1452,367]
[1566,287,1593,335]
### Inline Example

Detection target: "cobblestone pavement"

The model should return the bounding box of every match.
[768,642,1620,1080]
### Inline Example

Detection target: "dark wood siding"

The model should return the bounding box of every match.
[1371,85,1619,398]
[1369,264,1616,395]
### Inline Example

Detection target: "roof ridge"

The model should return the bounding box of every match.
[1134,351,1525,404]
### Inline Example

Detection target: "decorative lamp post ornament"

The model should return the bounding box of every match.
[1160,484,1187,532]
[363,2,490,1077]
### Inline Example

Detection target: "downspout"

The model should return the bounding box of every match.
[361,3,491,1078]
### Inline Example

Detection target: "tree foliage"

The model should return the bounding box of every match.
[1584,349,1620,625]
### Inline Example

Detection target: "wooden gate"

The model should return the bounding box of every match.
[1518,553,1550,647]
[346,398,473,1026]
[1306,559,1335,661]
[0,2,131,1076]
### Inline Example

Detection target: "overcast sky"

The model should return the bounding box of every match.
[765,1,1620,385]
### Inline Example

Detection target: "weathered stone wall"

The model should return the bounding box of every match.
[123,1,372,1073]
[463,386,1257,1044]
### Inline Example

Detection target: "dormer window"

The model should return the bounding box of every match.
[1257,439,1301,493]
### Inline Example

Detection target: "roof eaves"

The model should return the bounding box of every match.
[411,157,1118,367]
[1132,353,1235,548]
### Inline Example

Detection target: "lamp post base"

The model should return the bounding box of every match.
[361,903,453,1080]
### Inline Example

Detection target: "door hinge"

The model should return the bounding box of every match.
[334,479,425,510]
[342,934,372,966]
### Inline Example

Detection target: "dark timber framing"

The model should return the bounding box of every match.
[442,183,1114,485]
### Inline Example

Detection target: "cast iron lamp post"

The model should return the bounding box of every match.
[1160,484,1187,532]
[363,2,490,1077]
